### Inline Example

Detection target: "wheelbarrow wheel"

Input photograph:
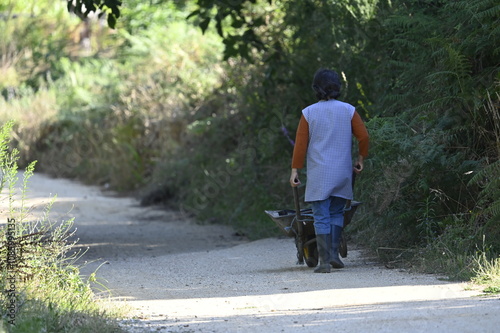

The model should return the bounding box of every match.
[304,244,318,268]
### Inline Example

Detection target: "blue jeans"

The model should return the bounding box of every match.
[311,196,347,235]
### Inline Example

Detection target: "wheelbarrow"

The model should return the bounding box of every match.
[265,186,361,267]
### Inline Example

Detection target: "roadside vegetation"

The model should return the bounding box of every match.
[0,122,125,331]
[1,0,498,317]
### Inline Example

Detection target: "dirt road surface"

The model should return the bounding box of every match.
[17,172,500,332]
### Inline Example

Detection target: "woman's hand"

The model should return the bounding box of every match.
[354,155,364,174]
[290,168,301,187]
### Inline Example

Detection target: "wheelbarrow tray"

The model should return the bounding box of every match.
[265,201,362,266]
[265,201,361,238]
[264,208,314,238]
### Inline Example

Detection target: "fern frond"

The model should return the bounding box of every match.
[443,46,471,76]
[425,71,464,81]
[407,96,461,114]
[485,201,500,220]
[469,160,500,186]
[390,38,423,50]
[481,177,500,197]
[491,23,500,39]
[476,4,500,20]
[448,0,499,17]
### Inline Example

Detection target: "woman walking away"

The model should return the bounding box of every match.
[290,68,369,273]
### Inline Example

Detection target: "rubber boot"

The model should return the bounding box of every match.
[330,225,345,269]
[314,233,331,273]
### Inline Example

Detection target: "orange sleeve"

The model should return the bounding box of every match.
[291,115,309,169]
[352,111,369,157]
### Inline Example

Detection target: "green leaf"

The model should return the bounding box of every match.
[186,9,201,20]
[216,19,224,37]
[107,13,117,29]
[199,18,211,33]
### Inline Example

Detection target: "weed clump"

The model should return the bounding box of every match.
[0,122,124,332]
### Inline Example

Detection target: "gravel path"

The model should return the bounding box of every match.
[22,173,500,332]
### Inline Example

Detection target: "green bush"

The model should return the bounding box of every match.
[2,3,225,191]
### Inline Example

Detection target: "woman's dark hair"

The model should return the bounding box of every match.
[312,68,342,100]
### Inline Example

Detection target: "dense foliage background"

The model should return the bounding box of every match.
[1,0,499,280]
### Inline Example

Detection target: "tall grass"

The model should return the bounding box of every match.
[0,121,124,332]
[473,253,500,294]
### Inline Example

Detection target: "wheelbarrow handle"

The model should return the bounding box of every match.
[293,186,302,220]
[292,185,305,265]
